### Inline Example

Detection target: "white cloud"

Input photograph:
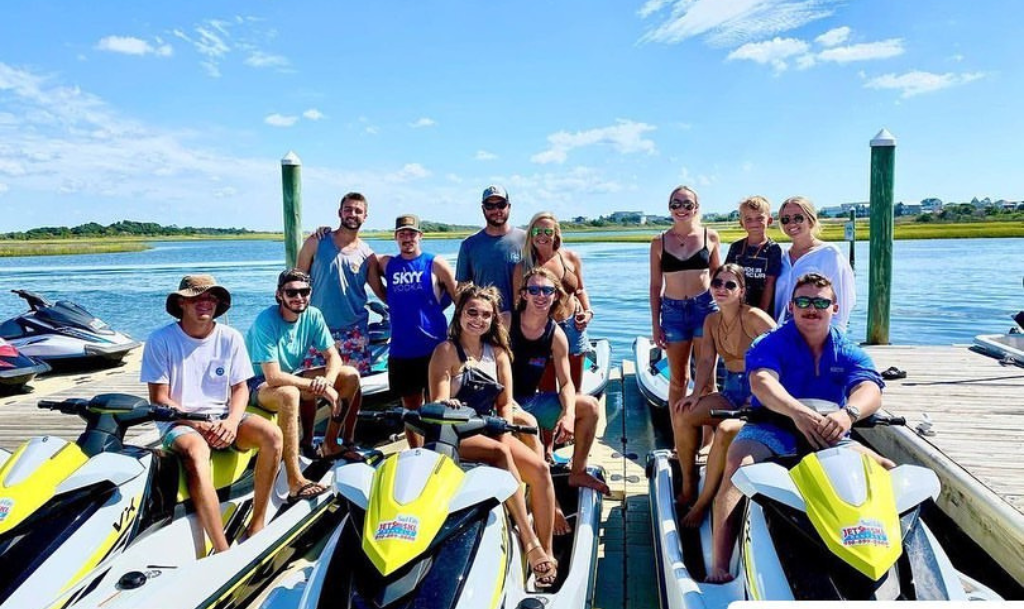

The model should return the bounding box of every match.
[245,51,289,68]
[679,166,715,187]
[637,0,673,18]
[264,113,298,127]
[475,150,498,161]
[446,173,464,184]
[0,159,27,176]
[0,183,8,195]
[389,163,431,182]
[817,39,904,64]
[727,37,809,71]
[865,70,984,98]
[639,0,841,47]
[303,108,325,121]
[409,117,436,128]
[96,35,173,57]
[815,26,850,47]
[531,119,656,165]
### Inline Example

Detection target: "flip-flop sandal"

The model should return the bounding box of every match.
[881,366,907,380]
[318,442,368,463]
[287,481,327,503]
[524,541,558,589]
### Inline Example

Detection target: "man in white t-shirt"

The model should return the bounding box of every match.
[141,275,283,553]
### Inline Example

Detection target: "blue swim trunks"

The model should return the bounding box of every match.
[661,291,718,344]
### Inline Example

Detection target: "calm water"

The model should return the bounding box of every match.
[1,237,1022,366]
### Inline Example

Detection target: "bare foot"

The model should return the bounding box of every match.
[675,477,697,509]
[705,567,735,583]
[679,501,708,528]
[568,471,610,495]
[554,506,573,536]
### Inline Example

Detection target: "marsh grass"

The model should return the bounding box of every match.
[0,241,150,257]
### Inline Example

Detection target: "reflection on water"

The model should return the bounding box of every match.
[1,238,1022,366]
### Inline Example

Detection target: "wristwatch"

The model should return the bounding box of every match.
[844,405,861,424]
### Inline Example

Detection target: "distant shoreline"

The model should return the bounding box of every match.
[2,221,1022,258]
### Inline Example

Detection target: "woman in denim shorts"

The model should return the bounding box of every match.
[650,186,723,413]
[513,211,595,392]
[672,263,776,527]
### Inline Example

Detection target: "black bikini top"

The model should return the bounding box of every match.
[660,228,710,272]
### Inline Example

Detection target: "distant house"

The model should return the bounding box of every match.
[920,197,944,213]
[608,211,644,223]
[895,203,923,216]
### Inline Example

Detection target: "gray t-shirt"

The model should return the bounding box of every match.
[455,228,526,312]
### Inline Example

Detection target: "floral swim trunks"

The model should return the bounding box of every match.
[304,325,373,376]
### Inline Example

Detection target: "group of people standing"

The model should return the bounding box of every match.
[139,185,607,586]
[649,186,887,582]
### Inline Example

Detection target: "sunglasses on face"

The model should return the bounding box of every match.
[482,201,509,211]
[669,199,697,211]
[525,285,556,297]
[780,214,806,225]
[711,279,739,290]
[464,308,494,320]
[283,287,312,298]
[792,296,833,310]
[531,227,555,237]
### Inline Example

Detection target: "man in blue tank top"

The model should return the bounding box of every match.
[297,192,387,376]
[377,215,457,447]
[456,185,526,327]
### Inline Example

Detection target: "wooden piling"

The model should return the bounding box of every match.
[867,129,896,345]
[281,152,303,269]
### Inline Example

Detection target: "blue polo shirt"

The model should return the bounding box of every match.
[747,321,883,409]
[742,321,884,449]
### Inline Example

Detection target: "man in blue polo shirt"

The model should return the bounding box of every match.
[706,272,890,583]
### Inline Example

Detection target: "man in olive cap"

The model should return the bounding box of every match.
[377,215,457,446]
[141,275,283,553]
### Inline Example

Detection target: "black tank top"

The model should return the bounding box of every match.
[660,228,710,272]
[510,313,556,399]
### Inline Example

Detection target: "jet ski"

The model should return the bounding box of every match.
[0,290,140,368]
[581,337,611,398]
[645,404,1003,606]
[634,335,670,410]
[971,278,1024,368]
[0,338,49,392]
[361,300,391,399]
[1,393,370,609]
[258,403,606,609]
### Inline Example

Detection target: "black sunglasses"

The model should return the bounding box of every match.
[283,287,312,298]
[483,201,509,211]
[792,296,833,310]
[780,214,806,225]
[711,278,739,290]
[525,285,556,296]
[669,199,697,211]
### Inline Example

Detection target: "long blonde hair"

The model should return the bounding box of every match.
[520,211,562,272]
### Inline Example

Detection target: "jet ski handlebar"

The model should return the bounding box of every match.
[710,407,906,428]
[359,402,539,436]
[38,394,220,423]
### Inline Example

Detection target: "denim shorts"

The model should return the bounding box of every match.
[557,318,592,356]
[735,421,857,456]
[660,291,718,343]
[720,370,751,408]
[515,392,562,430]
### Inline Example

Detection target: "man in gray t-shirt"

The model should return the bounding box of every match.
[456,185,526,321]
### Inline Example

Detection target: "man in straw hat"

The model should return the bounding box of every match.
[141,274,283,553]
[247,269,364,501]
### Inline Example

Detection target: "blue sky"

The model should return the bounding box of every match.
[1,1,1020,232]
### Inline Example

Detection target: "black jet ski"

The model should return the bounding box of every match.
[0,290,140,368]
[0,337,49,392]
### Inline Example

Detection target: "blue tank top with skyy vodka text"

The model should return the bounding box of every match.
[385,253,448,358]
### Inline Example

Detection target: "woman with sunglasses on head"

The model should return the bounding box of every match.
[773,196,855,332]
[672,264,775,527]
[650,186,722,431]
[428,285,560,587]
[513,212,594,391]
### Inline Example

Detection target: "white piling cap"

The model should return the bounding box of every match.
[870,129,897,147]
[281,151,302,166]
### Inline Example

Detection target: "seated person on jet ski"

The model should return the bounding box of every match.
[428,284,560,588]
[674,263,775,528]
[141,275,283,554]
[510,267,610,501]
[707,272,893,583]
[246,269,363,501]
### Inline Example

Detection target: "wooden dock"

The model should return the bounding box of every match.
[2,344,1022,599]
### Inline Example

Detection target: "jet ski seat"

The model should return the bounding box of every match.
[175,406,279,502]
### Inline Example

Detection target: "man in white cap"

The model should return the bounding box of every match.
[456,185,526,327]
[141,275,283,553]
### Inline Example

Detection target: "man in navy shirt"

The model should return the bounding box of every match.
[706,272,890,583]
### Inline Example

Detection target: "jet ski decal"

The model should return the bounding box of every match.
[374,514,419,542]
[840,518,890,548]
